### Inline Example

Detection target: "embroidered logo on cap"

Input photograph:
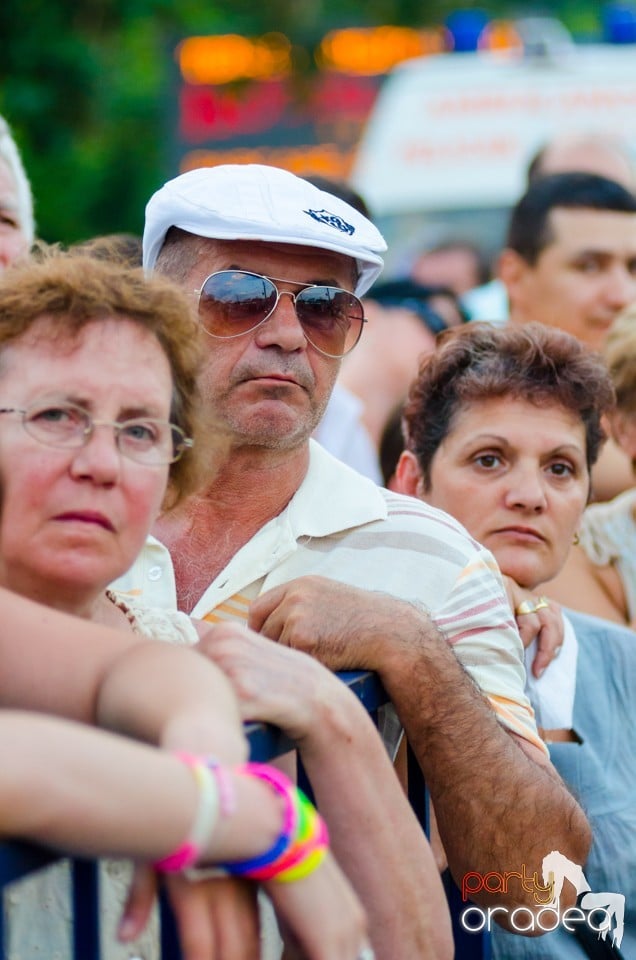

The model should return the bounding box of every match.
[304,209,355,236]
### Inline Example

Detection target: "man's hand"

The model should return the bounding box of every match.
[251,575,591,925]
[249,576,406,672]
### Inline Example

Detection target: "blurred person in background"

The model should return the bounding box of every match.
[303,174,385,481]
[499,172,636,503]
[526,132,634,190]
[409,238,490,297]
[0,114,34,270]
[547,303,636,628]
[337,279,465,456]
[464,130,636,325]
[498,173,636,352]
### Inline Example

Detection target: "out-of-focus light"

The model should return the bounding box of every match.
[316,26,446,75]
[478,20,523,53]
[513,17,573,58]
[603,2,636,43]
[444,9,490,52]
[177,33,292,85]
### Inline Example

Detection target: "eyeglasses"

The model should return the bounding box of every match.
[0,402,193,465]
[194,270,366,358]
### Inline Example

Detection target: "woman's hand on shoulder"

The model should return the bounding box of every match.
[503,576,564,678]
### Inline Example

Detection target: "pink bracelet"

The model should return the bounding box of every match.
[221,762,329,883]
[154,753,221,873]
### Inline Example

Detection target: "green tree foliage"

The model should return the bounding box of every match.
[0,0,606,244]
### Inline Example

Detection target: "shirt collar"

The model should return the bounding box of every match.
[283,439,388,539]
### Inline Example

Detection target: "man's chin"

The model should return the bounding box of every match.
[234,411,315,450]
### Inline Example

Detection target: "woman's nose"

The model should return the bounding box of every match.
[504,466,548,512]
[68,426,121,484]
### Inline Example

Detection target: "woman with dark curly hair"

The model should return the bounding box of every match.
[396,321,634,959]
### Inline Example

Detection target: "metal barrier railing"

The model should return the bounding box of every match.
[0,671,489,959]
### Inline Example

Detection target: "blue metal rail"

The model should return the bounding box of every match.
[0,671,489,958]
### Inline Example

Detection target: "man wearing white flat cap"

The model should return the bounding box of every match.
[119,164,590,943]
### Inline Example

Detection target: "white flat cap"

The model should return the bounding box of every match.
[143,164,386,296]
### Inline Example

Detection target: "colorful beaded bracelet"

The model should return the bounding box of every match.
[154,757,329,885]
[222,762,329,884]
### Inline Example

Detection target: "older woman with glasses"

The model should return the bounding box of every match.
[0,246,382,960]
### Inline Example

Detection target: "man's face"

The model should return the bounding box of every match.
[185,239,356,452]
[0,160,29,272]
[504,207,636,351]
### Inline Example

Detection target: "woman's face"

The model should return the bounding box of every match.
[0,317,173,603]
[409,396,590,590]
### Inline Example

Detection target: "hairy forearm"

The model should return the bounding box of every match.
[378,612,591,923]
[297,688,453,960]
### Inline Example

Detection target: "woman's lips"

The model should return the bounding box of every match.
[491,526,546,544]
[54,511,115,532]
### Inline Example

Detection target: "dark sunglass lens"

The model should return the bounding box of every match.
[199,272,277,338]
[296,288,363,356]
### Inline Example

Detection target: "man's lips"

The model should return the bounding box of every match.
[249,373,299,384]
[237,371,308,391]
[54,512,115,532]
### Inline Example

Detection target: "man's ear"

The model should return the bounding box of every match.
[394,450,424,497]
[497,248,531,301]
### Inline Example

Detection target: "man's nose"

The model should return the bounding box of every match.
[253,290,307,352]
[606,264,636,311]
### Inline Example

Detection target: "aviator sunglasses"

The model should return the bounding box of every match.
[194,270,366,358]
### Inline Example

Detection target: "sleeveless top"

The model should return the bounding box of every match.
[578,488,636,622]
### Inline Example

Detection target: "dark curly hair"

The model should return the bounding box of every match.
[402,322,615,490]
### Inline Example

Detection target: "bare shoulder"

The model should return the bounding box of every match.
[545,545,628,625]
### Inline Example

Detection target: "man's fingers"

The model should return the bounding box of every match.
[248,586,286,634]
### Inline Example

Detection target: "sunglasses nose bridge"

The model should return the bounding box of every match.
[258,287,309,356]
[265,286,302,323]
[275,288,297,306]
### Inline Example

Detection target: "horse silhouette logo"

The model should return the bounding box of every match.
[542,850,625,949]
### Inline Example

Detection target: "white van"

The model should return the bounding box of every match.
[351,34,636,270]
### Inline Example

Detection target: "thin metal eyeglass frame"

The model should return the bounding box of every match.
[193,270,366,358]
[0,405,193,465]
